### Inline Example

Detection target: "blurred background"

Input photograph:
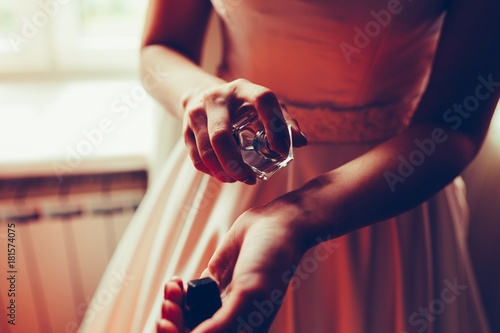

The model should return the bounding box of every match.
[0,1,222,332]
[0,1,154,333]
[0,1,499,332]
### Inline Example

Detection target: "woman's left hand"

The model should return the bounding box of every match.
[192,197,310,333]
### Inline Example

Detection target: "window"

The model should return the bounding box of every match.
[0,1,48,72]
[0,0,147,75]
[79,0,145,37]
[0,1,16,36]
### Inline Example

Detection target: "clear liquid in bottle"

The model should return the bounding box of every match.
[232,108,293,180]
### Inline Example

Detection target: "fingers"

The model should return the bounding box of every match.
[158,278,186,333]
[183,125,213,176]
[235,82,290,156]
[182,78,307,184]
[192,208,302,333]
[194,223,274,333]
[204,94,257,183]
[157,319,181,333]
[187,106,235,183]
[183,96,256,184]
[164,277,184,303]
[162,300,184,331]
[203,222,245,290]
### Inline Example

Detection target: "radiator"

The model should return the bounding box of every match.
[0,171,147,333]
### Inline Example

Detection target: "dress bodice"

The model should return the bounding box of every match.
[211,0,447,142]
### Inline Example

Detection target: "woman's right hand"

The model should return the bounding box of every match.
[182,78,308,184]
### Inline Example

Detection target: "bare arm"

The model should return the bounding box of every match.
[140,0,222,118]
[288,0,500,250]
[140,0,307,185]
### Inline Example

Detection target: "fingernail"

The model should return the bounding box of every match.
[170,276,183,290]
[242,177,256,185]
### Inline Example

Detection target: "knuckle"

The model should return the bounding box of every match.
[192,159,207,173]
[183,127,196,146]
[203,89,227,106]
[201,90,213,104]
[231,78,248,87]
[187,148,207,173]
[210,128,230,147]
[187,106,206,123]
[212,95,227,106]
[183,130,191,145]
[186,144,198,159]
[254,88,276,106]
[200,147,216,160]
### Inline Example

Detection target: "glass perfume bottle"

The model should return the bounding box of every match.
[232,108,293,180]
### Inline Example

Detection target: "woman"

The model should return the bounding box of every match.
[80,0,499,332]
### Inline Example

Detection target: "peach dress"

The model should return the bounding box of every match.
[79,0,491,332]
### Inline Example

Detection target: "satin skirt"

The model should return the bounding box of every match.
[78,135,491,333]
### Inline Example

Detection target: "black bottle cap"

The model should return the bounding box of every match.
[185,277,222,329]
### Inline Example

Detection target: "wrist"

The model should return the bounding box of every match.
[274,172,348,252]
[180,77,226,111]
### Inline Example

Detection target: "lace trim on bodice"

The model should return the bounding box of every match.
[282,98,418,143]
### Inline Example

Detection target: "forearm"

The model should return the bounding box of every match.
[140,44,226,118]
[284,124,477,251]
